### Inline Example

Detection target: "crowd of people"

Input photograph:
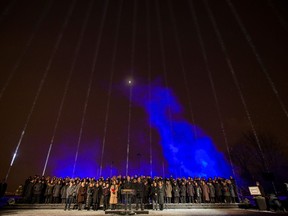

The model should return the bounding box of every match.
[16,175,238,211]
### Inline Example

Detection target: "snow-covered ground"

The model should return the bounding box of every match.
[0,209,286,216]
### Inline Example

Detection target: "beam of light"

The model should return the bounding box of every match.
[0,0,54,101]
[188,0,235,177]
[5,0,77,181]
[126,0,138,176]
[99,0,123,177]
[146,0,153,177]
[42,0,94,177]
[72,0,109,178]
[130,79,232,178]
[204,0,269,173]
[227,0,288,119]
[10,153,17,166]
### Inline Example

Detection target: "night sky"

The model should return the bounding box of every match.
[0,0,287,191]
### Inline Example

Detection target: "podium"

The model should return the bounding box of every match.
[121,189,135,211]
[121,189,136,195]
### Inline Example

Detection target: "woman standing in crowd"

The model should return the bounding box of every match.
[86,182,94,210]
[77,182,87,210]
[158,181,165,211]
[109,180,118,210]
[103,182,110,211]
[194,182,202,203]
[180,181,187,203]
[172,181,180,204]
[150,181,158,210]
[202,181,210,203]
[187,181,195,203]
[93,181,101,210]
[208,182,215,203]
[165,180,172,203]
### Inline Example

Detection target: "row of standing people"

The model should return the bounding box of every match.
[19,175,238,210]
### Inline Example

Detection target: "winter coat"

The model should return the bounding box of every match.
[208,184,215,198]
[180,184,187,197]
[66,185,76,198]
[45,183,54,196]
[214,183,222,197]
[228,184,236,198]
[92,186,100,203]
[222,185,230,197]
[187,184,195,197]
[165,183,172,198]
[53,184,62,197]
[158,186,165,204]
[86,186,94,205]
[195,185,202,198]
[135,182,144,198]
[202,184,210,202]
[33,182,43,195]
[61,185,68,199]
[173,184,180,197]
[77,186,87,203]
[150,186,158,200]
[25,182,34,198]
[109,185,118,204]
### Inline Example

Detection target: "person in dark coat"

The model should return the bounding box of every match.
[194,182,202,203]
[143,180,150,204]
[52,180,62,203]
[180,181,187,203]
[64,181,76,211]
[86,182,94,210]
[150,181,158,210]
[222,182,231,203]
[117,181,123,204]
[123,176,133,211]
[92,181,101,210]
[24,179,34,203]
[229,176,239,202]
[32,179,43,203]
[214,180,223,203]
[61,182,69,204]
[158,181,165,210]
[45,180,55,203]
[102,182,110,211]
[135,177,144,210]
[77,182,87,210]
[187,181,195,203]
[40,180,46,203]
[208,182,215,203]
[172,181,180,203]
[227,180,236,203]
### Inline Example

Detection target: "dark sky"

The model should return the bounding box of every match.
[0,0,288,190]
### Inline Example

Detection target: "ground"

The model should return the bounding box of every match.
[0,209,287,216]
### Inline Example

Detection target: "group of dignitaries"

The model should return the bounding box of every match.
[18,175,238,211]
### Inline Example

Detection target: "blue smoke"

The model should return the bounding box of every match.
[131,79,231,177]
[49,137,102,178]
